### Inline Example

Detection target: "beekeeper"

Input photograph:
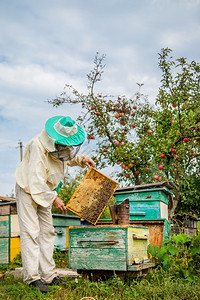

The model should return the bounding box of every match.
[15,116,95,293]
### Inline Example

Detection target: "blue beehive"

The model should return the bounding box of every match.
[52,214,81,250]
[115,188,172,221]
[114,183,174,240]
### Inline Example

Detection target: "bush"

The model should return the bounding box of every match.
[148,232,200,281]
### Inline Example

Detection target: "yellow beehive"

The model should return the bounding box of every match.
[0,215,21,264]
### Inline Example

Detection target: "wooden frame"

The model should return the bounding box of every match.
[66,167,119,225]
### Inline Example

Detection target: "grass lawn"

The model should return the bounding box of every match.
[0,268,200,300]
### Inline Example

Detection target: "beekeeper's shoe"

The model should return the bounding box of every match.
[48,276,67,286]
[29,279,50,293]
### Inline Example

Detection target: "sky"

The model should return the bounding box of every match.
[0,0,200,196]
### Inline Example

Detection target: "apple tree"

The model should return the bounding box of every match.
[151,48,200,217]
[49,49,200,218]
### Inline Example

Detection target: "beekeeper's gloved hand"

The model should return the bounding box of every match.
[82,157,96,168]
[53,197,66,212]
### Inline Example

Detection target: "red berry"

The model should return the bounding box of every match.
[183,137,189,143]
[172,103,178,107]
[120,120,126,125]
[158,164,164,170]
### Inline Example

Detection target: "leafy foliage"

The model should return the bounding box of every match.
[177,171,200,216]
[148,232,200,280]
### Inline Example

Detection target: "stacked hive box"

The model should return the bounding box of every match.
[0,199,21,264]
[114,183,173,247]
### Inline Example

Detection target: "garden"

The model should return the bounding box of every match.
[0,229,200,299]
[0,48,200,299]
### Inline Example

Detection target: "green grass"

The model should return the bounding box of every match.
[1,249,200,299]
[0,268,200,300]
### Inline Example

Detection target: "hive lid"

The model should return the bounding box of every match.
[115,182,175,196]
[52,213,81,219]
[66,167,119,225]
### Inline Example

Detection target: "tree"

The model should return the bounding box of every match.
[152,48,200,217]
[49,48,200,218]
[178,170,200,216]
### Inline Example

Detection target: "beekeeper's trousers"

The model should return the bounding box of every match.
[15,183,58,284]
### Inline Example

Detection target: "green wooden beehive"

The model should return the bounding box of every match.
[0,215,21,264]
[115,186,173,221]
[69,225,151,271]
[52,214,81,250]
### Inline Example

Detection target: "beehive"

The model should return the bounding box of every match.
[69,225,150,271]
[113,184,173,241]
[0,215,21,264]
[97,219,170,248]
[53,214,81,250]
[114,186,173,221]
[66,168,119,225]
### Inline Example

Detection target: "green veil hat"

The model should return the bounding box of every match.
[45,116,85,146]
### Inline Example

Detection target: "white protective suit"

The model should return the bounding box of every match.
[15,128,88,284]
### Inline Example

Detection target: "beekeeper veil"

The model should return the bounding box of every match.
[50,144,82,161]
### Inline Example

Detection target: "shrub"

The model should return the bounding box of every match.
[148,232,200,280]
